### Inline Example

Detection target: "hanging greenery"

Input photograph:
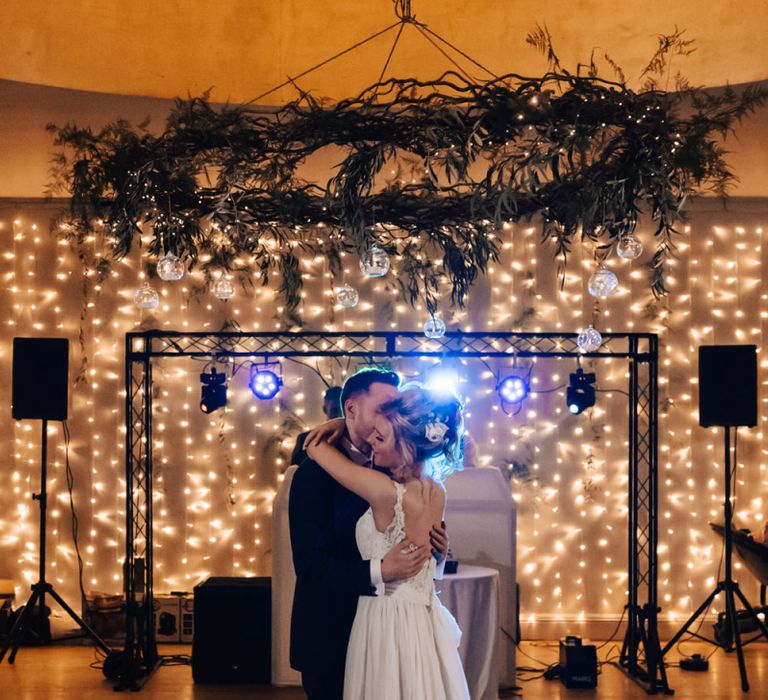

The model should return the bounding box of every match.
[47,29,766,314]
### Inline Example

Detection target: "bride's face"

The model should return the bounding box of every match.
[367,414,400,468]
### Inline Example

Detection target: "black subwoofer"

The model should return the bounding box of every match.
[698,345,758,428]
[12,337,69,421]
[192,577,271,684]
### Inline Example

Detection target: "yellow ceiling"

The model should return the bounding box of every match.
[1,0,767,104]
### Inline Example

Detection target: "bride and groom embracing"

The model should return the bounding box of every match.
[289,368,470,699]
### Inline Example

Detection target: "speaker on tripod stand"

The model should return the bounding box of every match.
[0,338,110,664]
[661,345,768,692]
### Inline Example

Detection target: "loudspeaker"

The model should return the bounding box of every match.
[12,337,69,421]
[192,577,271,684]
[699,345,758,427]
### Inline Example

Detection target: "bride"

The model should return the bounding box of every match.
[305,385,470,700]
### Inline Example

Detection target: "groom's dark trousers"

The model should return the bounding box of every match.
[289,455,382,700]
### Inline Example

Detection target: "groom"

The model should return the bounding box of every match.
[289,368,448,699]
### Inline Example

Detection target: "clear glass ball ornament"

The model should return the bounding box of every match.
[423,316,446,339]
[616,233,643,260]
[157,253,184,281]
[577,324,603,352]
[359,245,390,277]
[213,277,235,300]
[134,282,159,310]
[588,266,619,298]
[335,283,359,308]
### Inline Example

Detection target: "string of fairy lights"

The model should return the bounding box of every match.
[0,205,766,631]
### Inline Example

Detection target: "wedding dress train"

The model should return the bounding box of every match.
[343,481,470,700]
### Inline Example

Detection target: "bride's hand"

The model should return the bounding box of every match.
[305,417,346,449]
[306,436,337,463]
[305,439,322,461]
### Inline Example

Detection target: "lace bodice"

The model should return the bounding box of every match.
[355,481,436,605]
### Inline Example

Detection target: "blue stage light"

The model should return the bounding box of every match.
[249,363,282,400]
[498,375,529,404]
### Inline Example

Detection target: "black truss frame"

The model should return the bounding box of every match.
[120,330,669,693]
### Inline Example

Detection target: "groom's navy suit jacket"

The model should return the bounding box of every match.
[289,448,387,675]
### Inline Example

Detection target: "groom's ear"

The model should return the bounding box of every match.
[343,398,356,419]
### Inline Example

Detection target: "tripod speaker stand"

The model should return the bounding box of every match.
[0,338,110,664]
[661,346,768,692]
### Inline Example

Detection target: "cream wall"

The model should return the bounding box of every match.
[1,77,767,200]
[2,1,767,103]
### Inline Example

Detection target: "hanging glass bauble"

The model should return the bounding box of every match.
[157,253,184,281]
[359,245,390,277]
[577,324,603,352]
[423,316,446,339]
[134,282,159,310]
[213,277,235,300]
[616,233,643,260]
[335,283,359,308]
[587,266,619,298]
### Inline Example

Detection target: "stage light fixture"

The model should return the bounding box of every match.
[498,375,530,404]
[249,362,283,400]
[567,368,596,414]
[200,367,227,414]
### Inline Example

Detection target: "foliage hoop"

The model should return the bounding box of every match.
[48,37,766,316]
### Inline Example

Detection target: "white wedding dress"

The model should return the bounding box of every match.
[344,481,470,700]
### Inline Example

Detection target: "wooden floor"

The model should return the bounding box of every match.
[0,640,765,699]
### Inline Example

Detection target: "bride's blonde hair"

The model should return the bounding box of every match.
[379,385,463,480]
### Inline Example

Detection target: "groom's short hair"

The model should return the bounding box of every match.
[340,368,400,411]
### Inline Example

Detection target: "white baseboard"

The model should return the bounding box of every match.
[520,614,726,643]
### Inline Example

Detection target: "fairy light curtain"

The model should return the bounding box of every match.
[0,197,766,635]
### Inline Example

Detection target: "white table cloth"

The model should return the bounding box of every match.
[438,564,500,700]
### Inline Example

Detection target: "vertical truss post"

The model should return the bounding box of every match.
[621,335,670,693]
[625,334,639,674]
[117,334,158,691]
